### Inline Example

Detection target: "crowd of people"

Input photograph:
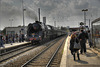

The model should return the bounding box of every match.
[69,29,93,61]
[0,33,25,48]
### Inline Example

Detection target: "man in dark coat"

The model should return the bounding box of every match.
[78,29,88,54]
[22,33,25,42]
[0,33,5,48]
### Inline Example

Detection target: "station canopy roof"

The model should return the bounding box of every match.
[92,17,100,24]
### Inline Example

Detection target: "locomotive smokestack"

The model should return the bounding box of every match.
[43,17,46,25]
[38,8,40,22]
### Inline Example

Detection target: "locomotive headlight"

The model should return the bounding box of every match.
[39,36,41,38]
[32,35,34,37]
[32,33,35,37]
[39,36,42,40]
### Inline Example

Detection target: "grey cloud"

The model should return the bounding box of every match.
[1,0,22,18]
[1,0,100,30]
[1,0,13,4]
[25,0,100,27]
[74,2,89,9]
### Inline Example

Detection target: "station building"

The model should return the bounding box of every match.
[3,26,27,35]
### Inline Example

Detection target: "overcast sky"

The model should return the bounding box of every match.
[0,0,100,30]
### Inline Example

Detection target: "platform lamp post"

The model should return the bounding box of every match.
[22,0,26,34]
[23,9,26,27]
[82,9,88,28]
[22,0,26,27]
[0,0,1,30]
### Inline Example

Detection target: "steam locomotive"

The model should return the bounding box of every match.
[27,21,67,44]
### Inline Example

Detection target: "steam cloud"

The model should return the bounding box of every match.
[25,7,38,21]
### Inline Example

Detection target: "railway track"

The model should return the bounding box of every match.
[0,36,65,67]
[0,43,32,56]
[21,36,66,67]
[48,38,66,67]
[0,44,38,63]
[0,42,30,54]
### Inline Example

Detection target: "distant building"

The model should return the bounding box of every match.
[3,26,27,35]
[69,27,80,32]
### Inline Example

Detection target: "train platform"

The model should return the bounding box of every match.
[60,36,100,67]
[0,41,29,50]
